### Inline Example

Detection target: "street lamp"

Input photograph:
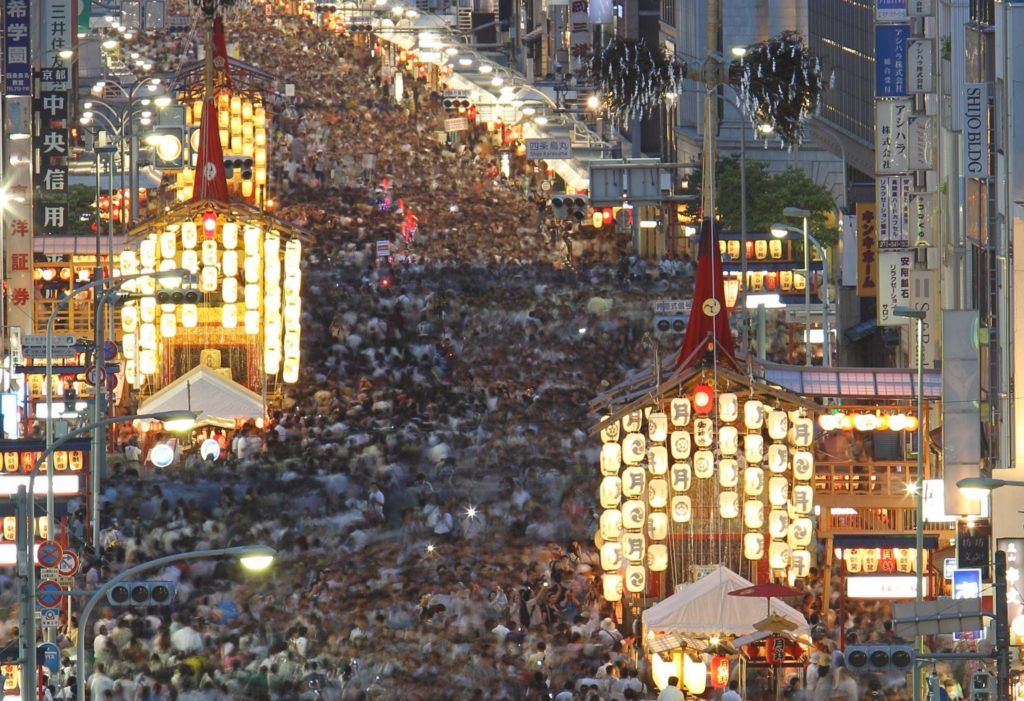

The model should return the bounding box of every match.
[956,476,1018,497]
[777,207,812,364]
[74,544,275,701]
[770,221,831,367]
[18,410,198,701]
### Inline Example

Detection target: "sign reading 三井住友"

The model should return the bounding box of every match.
[42,0,73,91]
[907,39,934,94]
[855,202,878,297]
[32,86,70,237]
[876,25,910,97]
[877,250,913,326]
[909,192,936,247]
[525,138,572,161]
[4,0,31,96]
[962,83,990,179]
[909,115,935,170]
[875,99,911,173]
[876,175,913,249]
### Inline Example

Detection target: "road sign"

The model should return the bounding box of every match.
[107,371,119,391]
[38,609,61,630]
[22,334,76,348]
[57,551,79,577]
[36,541,62,568]
[376,240,391,258]
[37,643,59,672]
[102,341,118,361]
[525,137,572,161]
[36,580,64,609]
[39,568,58,580]
[84,365,107,386]
[21,346,77,359]
[893,597,984,638]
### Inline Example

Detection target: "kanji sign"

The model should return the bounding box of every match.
[4,0,31,96]
[525,138,572,160]
[907,39,934,94]
[877,250,913,326]
[42,0,73,90]
[875,99,911,173]
[33,86,70,237]
[875,25,910,97]
[876,175,914,249]
[856,203,878,297]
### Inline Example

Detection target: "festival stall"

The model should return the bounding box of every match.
[136,364,265,428]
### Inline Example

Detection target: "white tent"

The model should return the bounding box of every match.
[642,565,809,638]
[138,364,264,428]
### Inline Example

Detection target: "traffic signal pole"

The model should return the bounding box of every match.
[995,550,1010,701]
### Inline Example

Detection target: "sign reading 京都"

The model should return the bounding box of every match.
[875,99,911,173]
[876,175,913,249]
[962,83,990,179]
[875,25,910,97]
[525,138,572,161]
[855,203,878,297]
[877,250,912,326]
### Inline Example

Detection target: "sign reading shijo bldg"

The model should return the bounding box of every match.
[597,395,815,601]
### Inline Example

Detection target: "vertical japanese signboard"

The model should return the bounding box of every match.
[876,25,910,97]
[33,81,70,238]
[42,0,73,91]
[909,192,936,247]
[909,115,935,170]
[5,99,34,333]
[569,0,590,60]
[907,39,934,94]
[855,202,879,297]
[3,0,31,96]
[876,175,914,249]
[877,250,913,326]
[875,99,911,173]
[909,267,938,368]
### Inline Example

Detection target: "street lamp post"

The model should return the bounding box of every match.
[75,545,276,701]
[770,223,831,367]
[781,207,813,364]
[17,410,197,701]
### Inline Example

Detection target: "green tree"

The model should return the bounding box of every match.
[66,185,98,236]
[697,157,840,249]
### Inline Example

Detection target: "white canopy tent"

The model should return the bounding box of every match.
[642,565,809,639]
[138,364,265,428]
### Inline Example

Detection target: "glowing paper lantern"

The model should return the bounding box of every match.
[767,410,789,439]
[711,656,730,689]
[767,443,789,473]
[719,426,738,455]
[648,412,668,442]
[622,433,647,465]
[744,434,764,463]
[122,332,136,358]
[670,463,692,492]
[222,221,239,249]
[769,542,792,570]
[692,384,714,415]
[683,656,707,695]
[648,479,668,508]
[853,413,880,432]
[621,532,646,563]
[793,451,814,481]
[622,410,643,433]
[600,417,621,444]
[600,541,622,570]
[670,431,692,459]
[744,400,764,429]
[600,509,623,541]
[159,312,176,338]
[791,417,814,447]
[789,517,813,548]
[222,276,239,304]
[694,450,714,479]
[671,495,692,522]
[720,491,739,519]
[694,418,713,447]
[719,459,738,488]
[160,230,177,259]
[244,225,261,255]
[647,511,669,540]
[140,296,156,323]
[744,532,765,560]
[791,549,811,578]
[744,500,764,529]
[744,467,764,496]
[601,443,622,476]
[181,304,198,328]
[791,485,814,515]
[600,476,622,508]
[625,565,646,593]
[622,466,646,498]
[648,543,668,572]
[621,501,646,530]
[645,446,669,478]
[719,393,738,422]
[602,574,623,602]
[201,265,218,292]
[670,398,692,426]
[245,310,260,335]
[244,283,261,310]
[768,509,790,538]
[222,304,238,329]
[200,439,221,461]
[121,304,138,332]
[768,476,789,506]
[140,237,157,267]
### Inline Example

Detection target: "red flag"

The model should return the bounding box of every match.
[212,16,234,90]
[191,97,230,204]
[676,218,736,369]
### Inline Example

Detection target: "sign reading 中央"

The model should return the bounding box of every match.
[875,99,911,173]
[33,85,70,238]
[856,203,878,297]
[907,39,934,94]
[962,83,990,179]
[876,175,913,249]
[3,0,31,96]
[877,250,913,327]
[525,138,572,161]
[876,25,910,97]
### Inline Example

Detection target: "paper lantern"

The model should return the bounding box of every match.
[621,533,646,563]
[744,500,764,529]
[600,541,623,571]
[790,417,814,447]
[600,416,621,444]
[121,332,136,358]
[159,230,176,259]
[694,450,714,479]
[621,432,646,465]
[791,485,814,515]
[844,548,862,573]
[670,430,692,459]
[791,549,812,578]
[221,276,239,304]
[717,426,738,456]
[670,462,692,492]
[652,652,684,693]
[139,349,157,375]
[744,400,764,429]
[622,466,646,499]
[625,565,646,593]
[600,509,623,541]
[719,459,738,488]
[694,418,713,447]
[853,413,880,431]
[670,398,692,426]
[744,434,764,464]
[648,479,669,509]
[245,310,260,335]
[159,312,176,338]
[767,410,789,440]
[244,283,260,310]
[600,442,623,476]
[711,656,730,689]
[789,517,813,548]
[121,304,138,332]
[244,255,261,282]
[283,356,299,384]
[744,533,766,562]
[181,304,198,328]
[140,296,156,323]
[222,304,238,329]
[767,444,789,473]
[671,495,692,523]
[600,476,622,508]
[621,500,646,530]
[768,476,789,506]
[768,509,790,538]
[793,451,814,481]
[863,548,880,572]
[139,322,157,348]
[648,511,669,541]
[769,542,792,570]
[719,393,738,422]
[200,265,218,293]
[648,412,668,442]
[222,221,238,249]
[603,573,623,602]
[720,491,739,519]
[623,410,643,433]
[221,249,239,277]
[648,543,669,572]
[649,446,668,475]
[744,467,764,496]
[692,384,714,415]
[683,655,707,695]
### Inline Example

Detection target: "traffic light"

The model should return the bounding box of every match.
[442,98,472,111]
[107,581,176,606]
[155,288,202,305]
[653,315,687,334]
[348,20,373,32]
[971,672,994,701]
[146,126,185,169]
[844,644,914,672]
[568,195,588,222]
[550,194,569,220]
[224,157,254,180]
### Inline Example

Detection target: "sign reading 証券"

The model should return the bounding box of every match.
[525,138,572,160]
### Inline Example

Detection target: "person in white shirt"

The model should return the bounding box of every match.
[657,675,686,701]
[722,679,743,701]
[554,680,576,701]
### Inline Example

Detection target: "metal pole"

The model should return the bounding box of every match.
[803,215,811,365]
[108,150,115,272]
[808,236,831,368]
[756,304,766,360]
[740,107,747,306]
[914,314,924,701]
[995,550,1010,701]
[16,486,34,701]
[91,281,106,553]
[128,115,138,223]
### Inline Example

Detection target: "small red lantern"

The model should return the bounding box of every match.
[202,210,217,237]
[602,207,614,224]
[693,384,714,415]
[768,634,786,667]
[711,655,730,688]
